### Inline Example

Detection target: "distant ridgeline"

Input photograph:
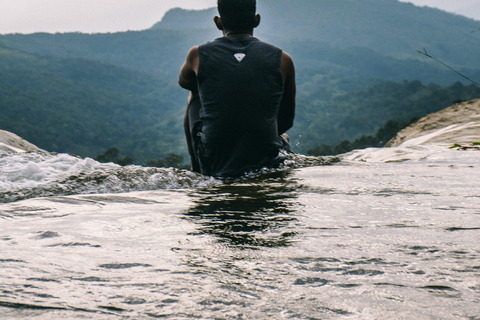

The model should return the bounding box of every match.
[1,0,480,165]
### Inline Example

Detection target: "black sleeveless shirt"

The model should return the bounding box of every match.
[196,37,285,177]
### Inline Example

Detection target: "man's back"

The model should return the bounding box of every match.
[195,37,285,177]
[178,0,296,178]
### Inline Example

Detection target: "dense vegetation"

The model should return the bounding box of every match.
[294,80,480,153]
[0,45,185,164]
[307,117,420,156]
[1,0,480,166]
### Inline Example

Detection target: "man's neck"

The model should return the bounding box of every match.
[224,29,254,38]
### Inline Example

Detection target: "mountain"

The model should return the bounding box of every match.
[1,0,480,164]
[0,45,185,163]
[155,0,480,68]
[152,8,218,31]
[297,80,480,152]
[4,0,480,82]
[261,0,479,65]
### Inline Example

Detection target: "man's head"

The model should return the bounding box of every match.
[216,0,259,33]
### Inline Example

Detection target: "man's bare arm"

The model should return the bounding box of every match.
[278,51,296,135]
[179,46,200,94]
[180,46,201,172]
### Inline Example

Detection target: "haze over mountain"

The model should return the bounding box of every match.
[1,0,479,34]
[5,0,480,81]
[399,0,480,22]
[155,0,480,67]
[456,4,480,22]
[1,0,479,164]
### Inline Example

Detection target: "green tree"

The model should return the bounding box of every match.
[164,153,185,168]
[146,153,185,169]
[307,144,334,156]
[95,147,120,163]
[334,140,353,154]
[95,147,133,166]
[351,135,380,150]
[146,159,165,168]
[116,156,134,166]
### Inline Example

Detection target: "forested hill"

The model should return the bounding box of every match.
[154,0,480,68]
[1,0,480,165]
[4,0,480,82]
[0,45,185,163]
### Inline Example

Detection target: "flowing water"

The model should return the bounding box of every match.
[0,146,479,319]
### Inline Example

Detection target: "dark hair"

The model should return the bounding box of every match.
[217,0,256,31]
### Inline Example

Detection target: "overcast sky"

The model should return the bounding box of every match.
[0,0,478,35]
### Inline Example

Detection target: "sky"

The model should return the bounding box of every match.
[0,0,217,34]
[0,0,479,35]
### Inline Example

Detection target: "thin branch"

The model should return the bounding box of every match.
[472,28,480,33]
[417,48,480,87]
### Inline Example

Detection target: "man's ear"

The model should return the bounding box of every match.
[254,14,261,28]
[214,16,224,31]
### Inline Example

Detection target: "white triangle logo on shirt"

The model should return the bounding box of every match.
[234,53,246,62]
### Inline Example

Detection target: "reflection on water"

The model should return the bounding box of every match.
[1,156,479,319]
[184,170,300,249]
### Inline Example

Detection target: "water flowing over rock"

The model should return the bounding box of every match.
[0,130,47,154]
[0,100,479,319]
[343,99,480,163]
[386,99,480,147]
[2,99,480,202]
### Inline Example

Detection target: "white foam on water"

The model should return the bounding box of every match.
[0,151,219,203]
[0,144,478,319]
[0,125,479,319]
[1,119,478,203]
[0,142,26,154]
[1,153,110,191]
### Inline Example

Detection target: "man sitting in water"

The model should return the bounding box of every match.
[179,0,296,178]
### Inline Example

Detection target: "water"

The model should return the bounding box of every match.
[0,146,479,319]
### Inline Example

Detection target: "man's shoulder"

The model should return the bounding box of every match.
[251,38,286,57]
[199,37,225,48]
[185,45,200,61]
